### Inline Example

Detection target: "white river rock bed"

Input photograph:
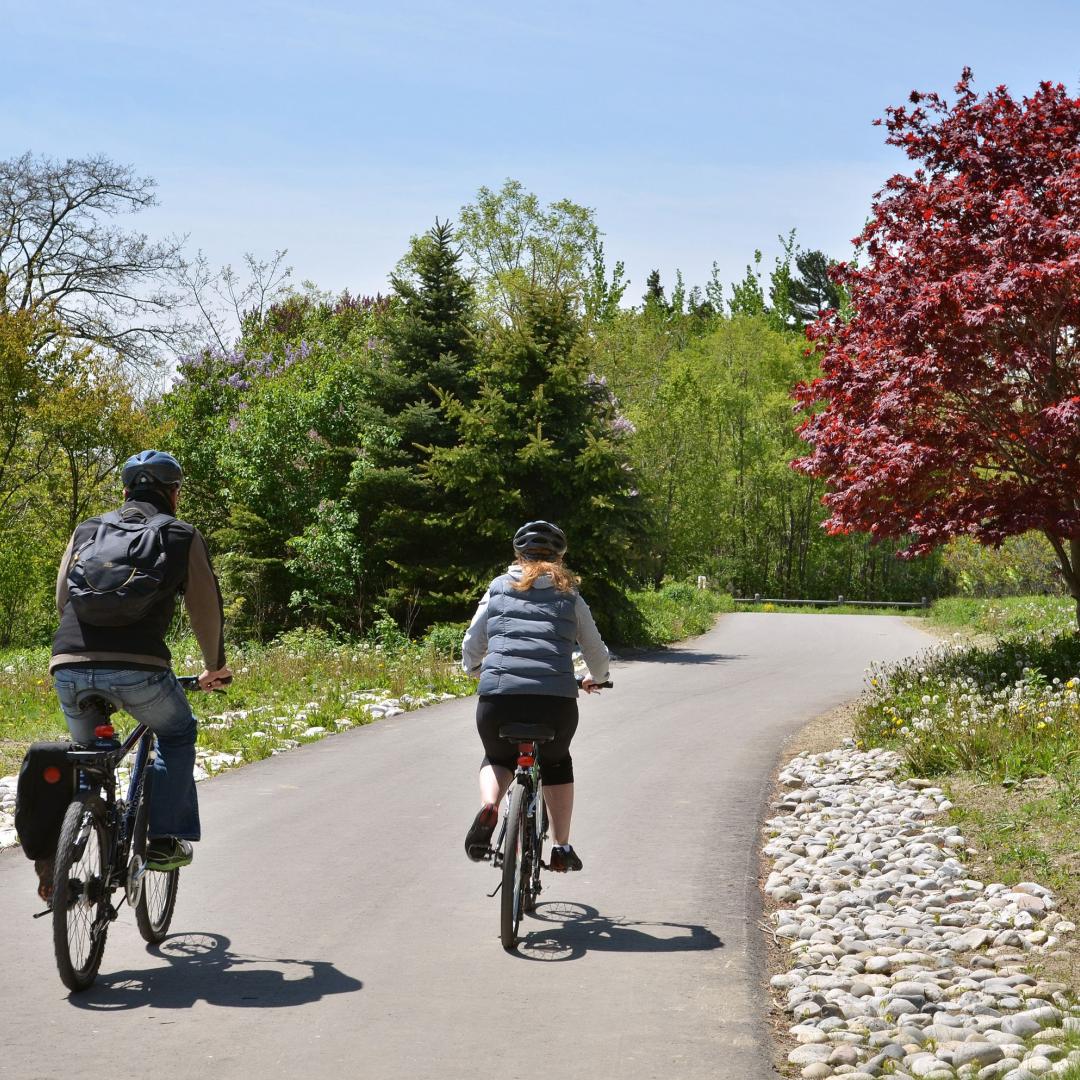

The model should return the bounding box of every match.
[764,746,1080,1080]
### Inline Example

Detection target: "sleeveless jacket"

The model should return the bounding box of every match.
[476,574,579,697]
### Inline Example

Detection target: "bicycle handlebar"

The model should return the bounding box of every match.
[176,675,233,692]
[577,678,613,689]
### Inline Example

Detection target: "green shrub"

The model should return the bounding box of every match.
[423,621,468,660]
[614,583,733,647]
[856,626,1080,782]
[943,534,1065,598]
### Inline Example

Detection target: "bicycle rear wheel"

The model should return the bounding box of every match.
[133,768,179,943]
[52,793,111,992]
[500,781,531,950]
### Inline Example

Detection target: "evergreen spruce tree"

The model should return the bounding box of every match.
[643,269,667,309]
[425,288,644,634]
[788,249,840,329]
[344,219,480,626]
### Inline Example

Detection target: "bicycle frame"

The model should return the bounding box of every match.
[65,723,153,897]
[491,744,544,869]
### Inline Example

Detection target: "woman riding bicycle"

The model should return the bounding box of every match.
[461,520,610,872]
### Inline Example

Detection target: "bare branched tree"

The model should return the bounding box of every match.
[0,152,186,381]
[177,249,293,353]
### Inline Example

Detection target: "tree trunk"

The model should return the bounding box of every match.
[1044,532,1080,631]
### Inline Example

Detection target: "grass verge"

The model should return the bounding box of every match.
[736,602,928,616]
[0,582,732,780]
[856,594,1080,988]
[0,631,473,779]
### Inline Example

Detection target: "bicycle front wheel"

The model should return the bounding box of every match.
[133,768,179,943]
[500,781,530,950]
[52,793,111,992]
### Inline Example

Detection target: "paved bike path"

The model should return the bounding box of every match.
[0,613,930,1079]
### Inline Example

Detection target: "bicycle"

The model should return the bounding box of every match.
[45,674,213,992]
[485,680,612,951]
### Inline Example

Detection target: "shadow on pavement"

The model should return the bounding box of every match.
[626,650,743,667]
[67,931,362,1010]
[516,901,723,962]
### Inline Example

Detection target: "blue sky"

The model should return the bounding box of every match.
[4,0,1078,305]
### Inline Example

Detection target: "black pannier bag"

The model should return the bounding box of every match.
[14,742,76,860]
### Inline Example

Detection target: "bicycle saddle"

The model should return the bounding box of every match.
[498,723,555,743]
[73,687,121,715]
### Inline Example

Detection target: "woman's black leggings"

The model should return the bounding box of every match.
[476,694,579,785]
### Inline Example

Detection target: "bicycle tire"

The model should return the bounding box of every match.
[52,793,110,992]
[500,781,530,950]
[133,767,179,943]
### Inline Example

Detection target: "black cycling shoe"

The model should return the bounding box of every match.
[146,837,194,871]
[464,804,498,861]
[548,845,583,872]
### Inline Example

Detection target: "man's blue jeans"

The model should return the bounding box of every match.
[52,667,201,841]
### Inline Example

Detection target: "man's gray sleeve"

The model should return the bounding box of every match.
[56,534,75,614]
[184,529,227,671]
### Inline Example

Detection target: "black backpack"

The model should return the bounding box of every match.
[15,742,76,861]
[67,506,174,626]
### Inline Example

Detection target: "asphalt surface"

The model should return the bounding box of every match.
[0,613,931,1080]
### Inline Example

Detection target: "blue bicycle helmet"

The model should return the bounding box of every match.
[121,450,183,491]
[513,520,567,559]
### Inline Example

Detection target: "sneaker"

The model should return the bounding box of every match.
[548,845,583,872]
[146,837,194,871]
[464,804,498,861]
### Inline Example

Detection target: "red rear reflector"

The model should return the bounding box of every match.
[43,766,62,784]
[94,724,115,739]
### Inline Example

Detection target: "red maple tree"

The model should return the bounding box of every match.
[794,70,1080,619]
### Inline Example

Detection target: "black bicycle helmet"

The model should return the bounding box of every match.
[121,450,183,491]
[512,520,567,559]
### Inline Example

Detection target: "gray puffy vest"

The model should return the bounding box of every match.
[476,575,578,697]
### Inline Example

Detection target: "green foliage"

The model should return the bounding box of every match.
[596,310,947,600]
[943,534,1065,599]
[0,306,160,644]
[929,595,1076,637]
[609,583,734,646]
[457,179,621,326]
[426,288,645,633]
[857,603,1080,781]
[5,177,964,653]
[422,621,469,660]
[344,219,481,627]
[788,248,841,329]
[728,251,767,318]
[162,290,393,636]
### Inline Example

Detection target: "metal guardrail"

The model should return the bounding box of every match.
[733,595,930,609]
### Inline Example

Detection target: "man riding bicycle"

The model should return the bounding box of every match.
[39,450,231,900]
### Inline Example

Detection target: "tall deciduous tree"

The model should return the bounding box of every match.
[0,153,185,381]
[457,179,624,327]
[794,72,1080,620]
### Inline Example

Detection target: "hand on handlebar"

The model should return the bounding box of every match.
[198,666,233,691]
[579,677,613,693]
